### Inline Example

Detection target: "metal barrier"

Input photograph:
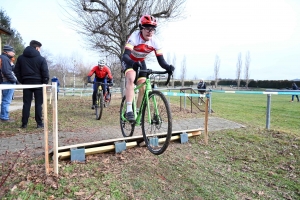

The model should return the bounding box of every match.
[58,87,121,97]
[211,89,300,130]
[155,87,212,113]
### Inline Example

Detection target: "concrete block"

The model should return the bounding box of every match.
[180,132,188,144]
[149,137,159,147]
[115,141,126,153]
[70,147,85,162]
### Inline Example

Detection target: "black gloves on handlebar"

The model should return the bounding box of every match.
[108,79,114,86]
[87,76,94,84]
[166,65,175,75]
[133,62,142,71]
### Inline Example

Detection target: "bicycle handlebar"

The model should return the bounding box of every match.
[139,69,172,86]
[88,81,113,86]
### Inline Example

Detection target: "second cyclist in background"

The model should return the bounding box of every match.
[121,15,175,122]
[87,60,113,109]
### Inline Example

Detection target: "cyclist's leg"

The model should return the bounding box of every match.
[91,79,97,109]
[125,71,135,103]
[136,78,146,112]
[136,62,147,112]
[101,77,107,96]
[124,70,136,121]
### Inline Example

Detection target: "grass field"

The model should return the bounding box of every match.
[0,91,299,199]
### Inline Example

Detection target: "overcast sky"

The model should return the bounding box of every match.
[2,0,300,80]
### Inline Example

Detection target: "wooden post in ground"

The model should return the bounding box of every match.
[43,84,49,174]
[49,89,52,105]
[52,82,59,175]
[204,97,209,145]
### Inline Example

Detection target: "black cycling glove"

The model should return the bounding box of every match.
[166,65,175,74]
[87,76,91,83]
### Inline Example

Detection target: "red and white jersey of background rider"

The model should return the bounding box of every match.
[125,30,163,62]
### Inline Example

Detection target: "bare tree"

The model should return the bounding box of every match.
[77,61,91,88]
[70,55,80,91]
[53,55,70,89]
[236,52,242,89]
[106,54,122,87]
[63,0,186,95]
[244,51,251,89]
[166,52,171,64]
[166,52,173,87]
[214,55,220,88]
[172,53,177,76]
[180,56,186,87]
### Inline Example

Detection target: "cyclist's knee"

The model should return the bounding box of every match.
[137,78,146,84]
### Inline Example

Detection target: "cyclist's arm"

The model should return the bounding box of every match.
[122,49,135,67]
[87,66,97,77]
[156,55,170,70]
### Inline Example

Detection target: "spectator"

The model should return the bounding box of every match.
[14,40,49,128]
[290,82,299,102]
[0,45,18,122]
[51,76,60,100]
[197,78,206,105]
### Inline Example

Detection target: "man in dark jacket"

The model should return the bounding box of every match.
[14,40,49,128]
[0,45,18,122]
[197,78,206,105]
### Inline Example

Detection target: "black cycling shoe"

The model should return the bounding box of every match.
[125,111,135,123]
[91,105,95,109]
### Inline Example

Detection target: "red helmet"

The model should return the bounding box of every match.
[139,15,157,27]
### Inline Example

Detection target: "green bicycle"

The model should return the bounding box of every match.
[120,69,172,155]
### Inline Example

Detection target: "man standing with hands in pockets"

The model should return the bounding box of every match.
[14,40,49,128]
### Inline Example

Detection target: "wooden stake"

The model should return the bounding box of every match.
[204,97,209,145]
[43,85,49,174]
[52,82,59,175]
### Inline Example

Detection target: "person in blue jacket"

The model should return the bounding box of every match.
[290,82,299,102]
[51,76,60,100]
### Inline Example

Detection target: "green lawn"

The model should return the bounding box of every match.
[1,92,299,199]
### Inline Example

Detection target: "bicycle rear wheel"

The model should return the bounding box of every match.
[120,96,135,137]
[141,90,172,155]
[95,92,104,120]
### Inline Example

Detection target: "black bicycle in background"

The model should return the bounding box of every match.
[88,81,113,120]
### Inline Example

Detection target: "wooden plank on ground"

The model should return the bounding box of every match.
[58,141,137,160]
[139,133,194,147]
[55,128,203,152]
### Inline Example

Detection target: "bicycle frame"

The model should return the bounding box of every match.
[126,78,160,126]
[95,82,110,99]
[95,84,103,105]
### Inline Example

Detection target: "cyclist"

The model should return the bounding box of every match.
[87,60,113,109]
[121,15,175,122]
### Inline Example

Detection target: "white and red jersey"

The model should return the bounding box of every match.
[125,30,163,62]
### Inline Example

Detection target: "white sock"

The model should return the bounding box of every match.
[126,102,132,113]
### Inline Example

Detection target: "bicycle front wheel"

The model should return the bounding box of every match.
[104,92,111,108]
[141,91,172,155]
[95,92,104,120]
[120,96,135,137]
